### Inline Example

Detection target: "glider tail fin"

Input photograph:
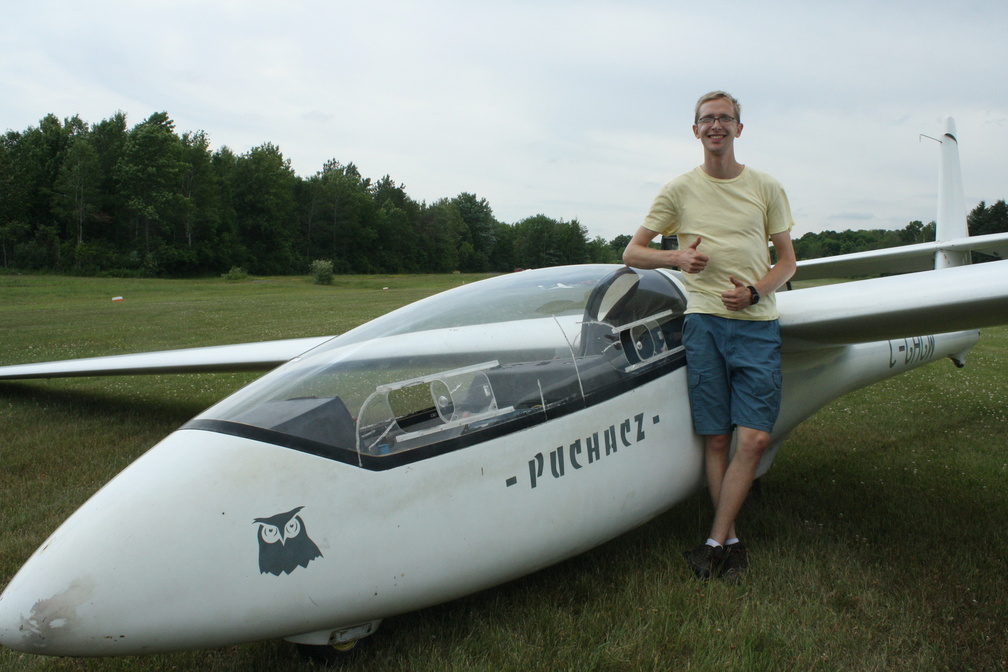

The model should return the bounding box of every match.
[790,116,1008,283]
[935,117,970,269]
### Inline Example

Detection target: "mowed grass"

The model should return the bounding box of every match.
[1,273,1006,672]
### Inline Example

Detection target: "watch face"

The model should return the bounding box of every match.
[748,286,759,304]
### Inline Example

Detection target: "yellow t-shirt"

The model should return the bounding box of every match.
[642,166,794,320]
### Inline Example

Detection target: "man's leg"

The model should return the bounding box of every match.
[689,319,781,578]
[683,432,736,579]
[703,433,737,543]
[708,426,769,545]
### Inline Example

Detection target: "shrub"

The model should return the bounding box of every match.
[310,259,334,285]
[221,266,248,282]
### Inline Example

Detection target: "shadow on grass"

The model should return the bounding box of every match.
[0,380,228,430]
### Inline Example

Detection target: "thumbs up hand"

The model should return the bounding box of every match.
[677,236,709,274]
[721,275,753,311]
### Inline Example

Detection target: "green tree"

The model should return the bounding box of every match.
[298,173,322,265]
[53,135,100,251]
[512,214,589,269]
[0,130,28,268]
[418,198,466,273]
[968,200,1007,262]
[115,112,184,272]
[555,218,590,265]
[369,175,421,272]
[452,193,498,272]
[491,220,517,272]
[375,201,421,272]
[173,130,225,273]
[312,160,376,273]
[587,235,621,264]
[211,146,243,270]
[89,113,130,256]
[969,200,1008,236]
[899,220,926,245]
[4,114,78,269]
[229,142,299,274]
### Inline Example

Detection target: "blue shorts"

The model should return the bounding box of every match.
[682,313,782,435]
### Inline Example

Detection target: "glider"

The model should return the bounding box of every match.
[0,118,1006,658]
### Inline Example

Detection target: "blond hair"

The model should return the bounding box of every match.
[694,91,741,124]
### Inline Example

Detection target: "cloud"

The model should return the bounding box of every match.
[3,0,1006,241]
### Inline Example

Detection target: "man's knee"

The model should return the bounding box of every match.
[704,433,732,456]
[735,429,771,460]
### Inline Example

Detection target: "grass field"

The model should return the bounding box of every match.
[1,273,1006,672]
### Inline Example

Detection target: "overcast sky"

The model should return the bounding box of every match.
[4,0,1006,242]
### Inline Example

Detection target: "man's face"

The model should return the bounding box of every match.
[693,98,742,155]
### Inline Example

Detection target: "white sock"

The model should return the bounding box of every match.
[725,537,740,546]
[705,538,723,548]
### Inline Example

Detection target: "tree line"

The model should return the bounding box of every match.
[791,199,1008,263]
[0,112,624,276]
[1,112,1004,277]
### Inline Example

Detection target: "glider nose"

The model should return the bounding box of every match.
[0,575,99,653]
[0,432,225,655]
[0,518,137,654]
[0,429,339,656]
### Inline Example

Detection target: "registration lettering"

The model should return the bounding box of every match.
[888,335,937,369]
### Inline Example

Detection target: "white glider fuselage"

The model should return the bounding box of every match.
[1,374,700,654]
[0,267,981,656]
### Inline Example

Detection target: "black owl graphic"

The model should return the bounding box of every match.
[254,506,323,576]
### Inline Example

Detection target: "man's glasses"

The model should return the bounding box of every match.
[697,115,737,126]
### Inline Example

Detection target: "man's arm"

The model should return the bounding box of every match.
[622,226,709,274]
[721,230,797,311]
[759,229,797,295]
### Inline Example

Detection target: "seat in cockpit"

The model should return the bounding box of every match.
[579,266,687,361]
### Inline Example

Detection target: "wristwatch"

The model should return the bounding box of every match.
[747,285,760,305]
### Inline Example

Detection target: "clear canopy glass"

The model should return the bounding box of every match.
[187,265,687,467]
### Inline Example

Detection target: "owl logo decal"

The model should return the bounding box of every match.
[253,506,323,576]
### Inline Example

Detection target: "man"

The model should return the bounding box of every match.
[622,91,797,580]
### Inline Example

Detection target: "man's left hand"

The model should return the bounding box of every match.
[721,276,752,311]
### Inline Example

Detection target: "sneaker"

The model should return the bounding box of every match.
[683,543,724,579]
[719,541,749,582]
